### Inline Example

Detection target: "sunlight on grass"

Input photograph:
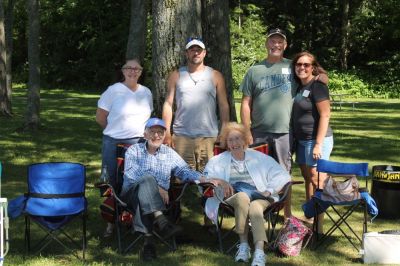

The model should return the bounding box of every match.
[0,88,399,265]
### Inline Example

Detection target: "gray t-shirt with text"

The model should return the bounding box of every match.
[240,58,296,134]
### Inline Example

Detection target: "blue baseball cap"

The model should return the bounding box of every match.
[145,118,166,129]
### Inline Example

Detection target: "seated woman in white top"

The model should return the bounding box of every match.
[204,122,291,266]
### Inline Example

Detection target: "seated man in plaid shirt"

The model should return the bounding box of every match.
[120,117,206,261]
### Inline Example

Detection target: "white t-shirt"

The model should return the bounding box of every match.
[97,82,153,139]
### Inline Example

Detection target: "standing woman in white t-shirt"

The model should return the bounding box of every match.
[96,59,153,235]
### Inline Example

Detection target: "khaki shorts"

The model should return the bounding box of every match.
[172,135,216,171]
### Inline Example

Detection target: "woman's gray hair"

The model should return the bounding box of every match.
[219,122,250,149]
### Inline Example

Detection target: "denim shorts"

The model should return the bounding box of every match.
[296,136,333,167]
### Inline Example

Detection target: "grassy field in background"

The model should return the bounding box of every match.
[0,86,399,265]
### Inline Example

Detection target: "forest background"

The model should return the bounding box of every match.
[0,0,399,128]
[0,1,399,264]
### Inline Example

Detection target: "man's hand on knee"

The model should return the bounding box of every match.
[158,186,169,205]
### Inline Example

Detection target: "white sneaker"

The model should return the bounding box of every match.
[103,222,114,237]
[235,242,251,262]
[251,249,266,266]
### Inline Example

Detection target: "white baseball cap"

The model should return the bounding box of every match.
[185,38,206,50]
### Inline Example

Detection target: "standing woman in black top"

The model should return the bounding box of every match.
[291,52,334,202]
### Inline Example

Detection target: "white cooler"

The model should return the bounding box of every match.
[362,231,400,264]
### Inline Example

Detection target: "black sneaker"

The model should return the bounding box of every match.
[140,243,157,261]
[158,221,183,240]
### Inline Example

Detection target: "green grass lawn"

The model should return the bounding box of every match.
[1,86,399,265]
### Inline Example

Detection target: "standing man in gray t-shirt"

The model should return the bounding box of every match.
[240,28,328,219]
[240,28,294,218]
[163,38,229,171]
[241,28,294,173]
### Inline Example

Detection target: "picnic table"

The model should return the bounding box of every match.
[330,93,358,110]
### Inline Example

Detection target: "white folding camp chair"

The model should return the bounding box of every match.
[0,162,10,266]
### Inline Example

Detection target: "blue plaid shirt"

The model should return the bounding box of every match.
[122,142,201,191]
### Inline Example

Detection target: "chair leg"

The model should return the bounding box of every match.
[123,232,144,254]
[25,216,31,253]
[267,211,281,241]
[115,206,122,253]
[82,213,86,260]
[216,225,224,253]
[172,236,177,251]
[313,202,364,251]
[363,201,368,234]
[216,214,224,253]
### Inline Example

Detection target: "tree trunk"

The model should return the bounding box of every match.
[152,0,201,115]
[5,0,14,114]
[340,0,350,70]
[126,0,148,63]
[0,0,11,116]
[201,0,236,121]
[25,0,40,130]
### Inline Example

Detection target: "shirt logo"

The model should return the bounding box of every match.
[256,74,292,94]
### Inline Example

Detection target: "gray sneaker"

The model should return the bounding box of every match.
[235,242,251,262]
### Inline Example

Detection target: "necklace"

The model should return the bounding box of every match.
[188,72,199,85]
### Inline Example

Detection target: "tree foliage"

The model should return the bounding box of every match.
[228,0,400,96]
[230,3,265,91]
[13,0,130,88]
[6,0,400,97]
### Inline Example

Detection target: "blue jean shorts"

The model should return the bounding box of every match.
[296,136,333,167]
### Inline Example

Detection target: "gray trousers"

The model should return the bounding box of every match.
[121,175,165,234]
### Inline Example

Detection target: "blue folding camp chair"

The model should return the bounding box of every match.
[24,162,87,259]
[312,159,369,251]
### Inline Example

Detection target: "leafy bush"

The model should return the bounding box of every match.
[329,71,371,97]
[329,70,400,98]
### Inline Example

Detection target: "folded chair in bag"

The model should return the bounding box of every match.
[24,162,87,259]
[312,159,369,251]
[97,143,190,254]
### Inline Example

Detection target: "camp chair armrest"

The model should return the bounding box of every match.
[94,182,108,189]
[112,193,127,207]
[291,181,304,185]
[102,183,128,207]
[172,182,190,202]
[197,182,217,189]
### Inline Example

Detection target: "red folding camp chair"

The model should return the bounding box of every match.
[96,143,190,254]
[200,142,301,253]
